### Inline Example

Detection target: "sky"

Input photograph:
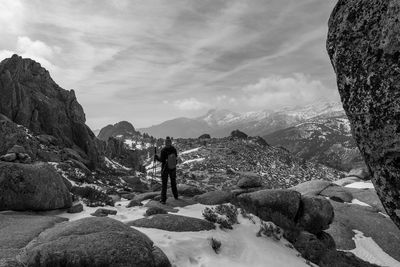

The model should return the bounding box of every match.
[0,0,339,129]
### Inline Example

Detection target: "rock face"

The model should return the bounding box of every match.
[0,55,102,169]
[98,121,139,141]
[327,0,400,228]
[0,162,72,211]
[20,217,170,267]
[296,196,334,234]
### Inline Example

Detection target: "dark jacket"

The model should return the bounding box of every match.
[156,146,178,171]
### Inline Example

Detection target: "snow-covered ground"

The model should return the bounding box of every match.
[58,201,314,267]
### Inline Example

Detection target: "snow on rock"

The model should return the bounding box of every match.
[104,157,131,170]
[181,147,202,155]
[182,158,205,165]
[348,230,400,267]
[345,181,375,189]
[351,199,372,207]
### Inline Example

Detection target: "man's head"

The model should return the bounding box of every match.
[165,136,172,147]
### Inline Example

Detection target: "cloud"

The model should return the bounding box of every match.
[242,73,338,109]
[173,98,210,111]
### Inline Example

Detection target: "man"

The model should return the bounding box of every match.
[154,136,178,204]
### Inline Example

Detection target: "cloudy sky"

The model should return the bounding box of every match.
[0,0,339,129]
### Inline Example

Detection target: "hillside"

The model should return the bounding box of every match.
[145,136,343,191]
[264,114,363,171]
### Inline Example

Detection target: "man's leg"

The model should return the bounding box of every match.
[161,170,168,203]
[170,169,179,199]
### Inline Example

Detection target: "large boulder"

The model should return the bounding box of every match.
[121,176,149,192]
[319,185,353,203]
[0,213,67,262]
[177,184,205,197]
[128,214,216,232]
[20,217,170,267]
[0,162,72,211]
[327,0,400,229]
[326,200,400,261]
[0,55,102,169]
[236,189,301,229]
[236,172,262,189]
[290,180,333,196]
[296,195,334,234]
[193,190,232,205]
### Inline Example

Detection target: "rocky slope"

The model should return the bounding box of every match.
[139,102,344,138]
[327,0,400,230]
[147,135,344,192]
[264,113,363,171]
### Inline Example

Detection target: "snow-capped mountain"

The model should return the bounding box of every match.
[139,102,345,138]
[264,114,363,171]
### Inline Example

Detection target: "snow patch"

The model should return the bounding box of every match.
[182,158,205,164]
[351,199,371,207]
[345,181,374,189]
[181,147,201,155]
[348,230,400,267]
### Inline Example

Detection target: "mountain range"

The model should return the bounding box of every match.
[138,102,345,138]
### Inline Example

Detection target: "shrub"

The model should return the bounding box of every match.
[202,204,239,229]
[257,221,283,241]
[210,238,222,254]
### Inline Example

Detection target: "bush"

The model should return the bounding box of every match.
[257,221,283,241]
[210,238,221,254]
[71,186,114,207]
[202,204,239,229]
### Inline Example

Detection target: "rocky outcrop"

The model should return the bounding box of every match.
[177,184,205,197]
[0,55,102,169]
[0,162,72,211]
[19,217,170,267]
[128,214,216,232]
[193,190,232,205]
[98,121,139,141]
[296,196,334,234]
[327,0,400,229]
[236,173,262,189]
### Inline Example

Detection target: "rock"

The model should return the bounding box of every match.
[177,184,205,197]
[145,207,168,216]
[36,134,58,145]
[122,192,136,200]
[19,217,170,267]
[109,194,121,203]
[0,213,67,262]
[7,145,26,154]
[152,246,172,267]
[71,186,114,207]
[91,208,117,217]
[134,192,160,202]
[290,180,333,196]
[346,187,385,213]
[327,0,400,229]
[296,195,334,234]
[319,250,381,267]
[121,176,149,192]
[128,214,216,232]
[193,190,232,205]
[145,200,179,213]
[97,121,139,141]
[320,185,353,203]
[127,200,143,208]
[0,162,72,211]
[68,203,84,214]
[334,176,361,187]
[230,129,248,139]
[198,134,211,139]
[0,55,102,170]
[0,153,16,162]
[236,173,262,188]
[236,189,301,229]
[291,231,329,264]
[317,231,336,251]
[16,153,31,163]
[347,166,370,180]
[326,201,400,261]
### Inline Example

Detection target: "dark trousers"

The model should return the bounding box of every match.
[161,168,178,202]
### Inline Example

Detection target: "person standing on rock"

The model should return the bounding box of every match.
[154,136,179,204]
